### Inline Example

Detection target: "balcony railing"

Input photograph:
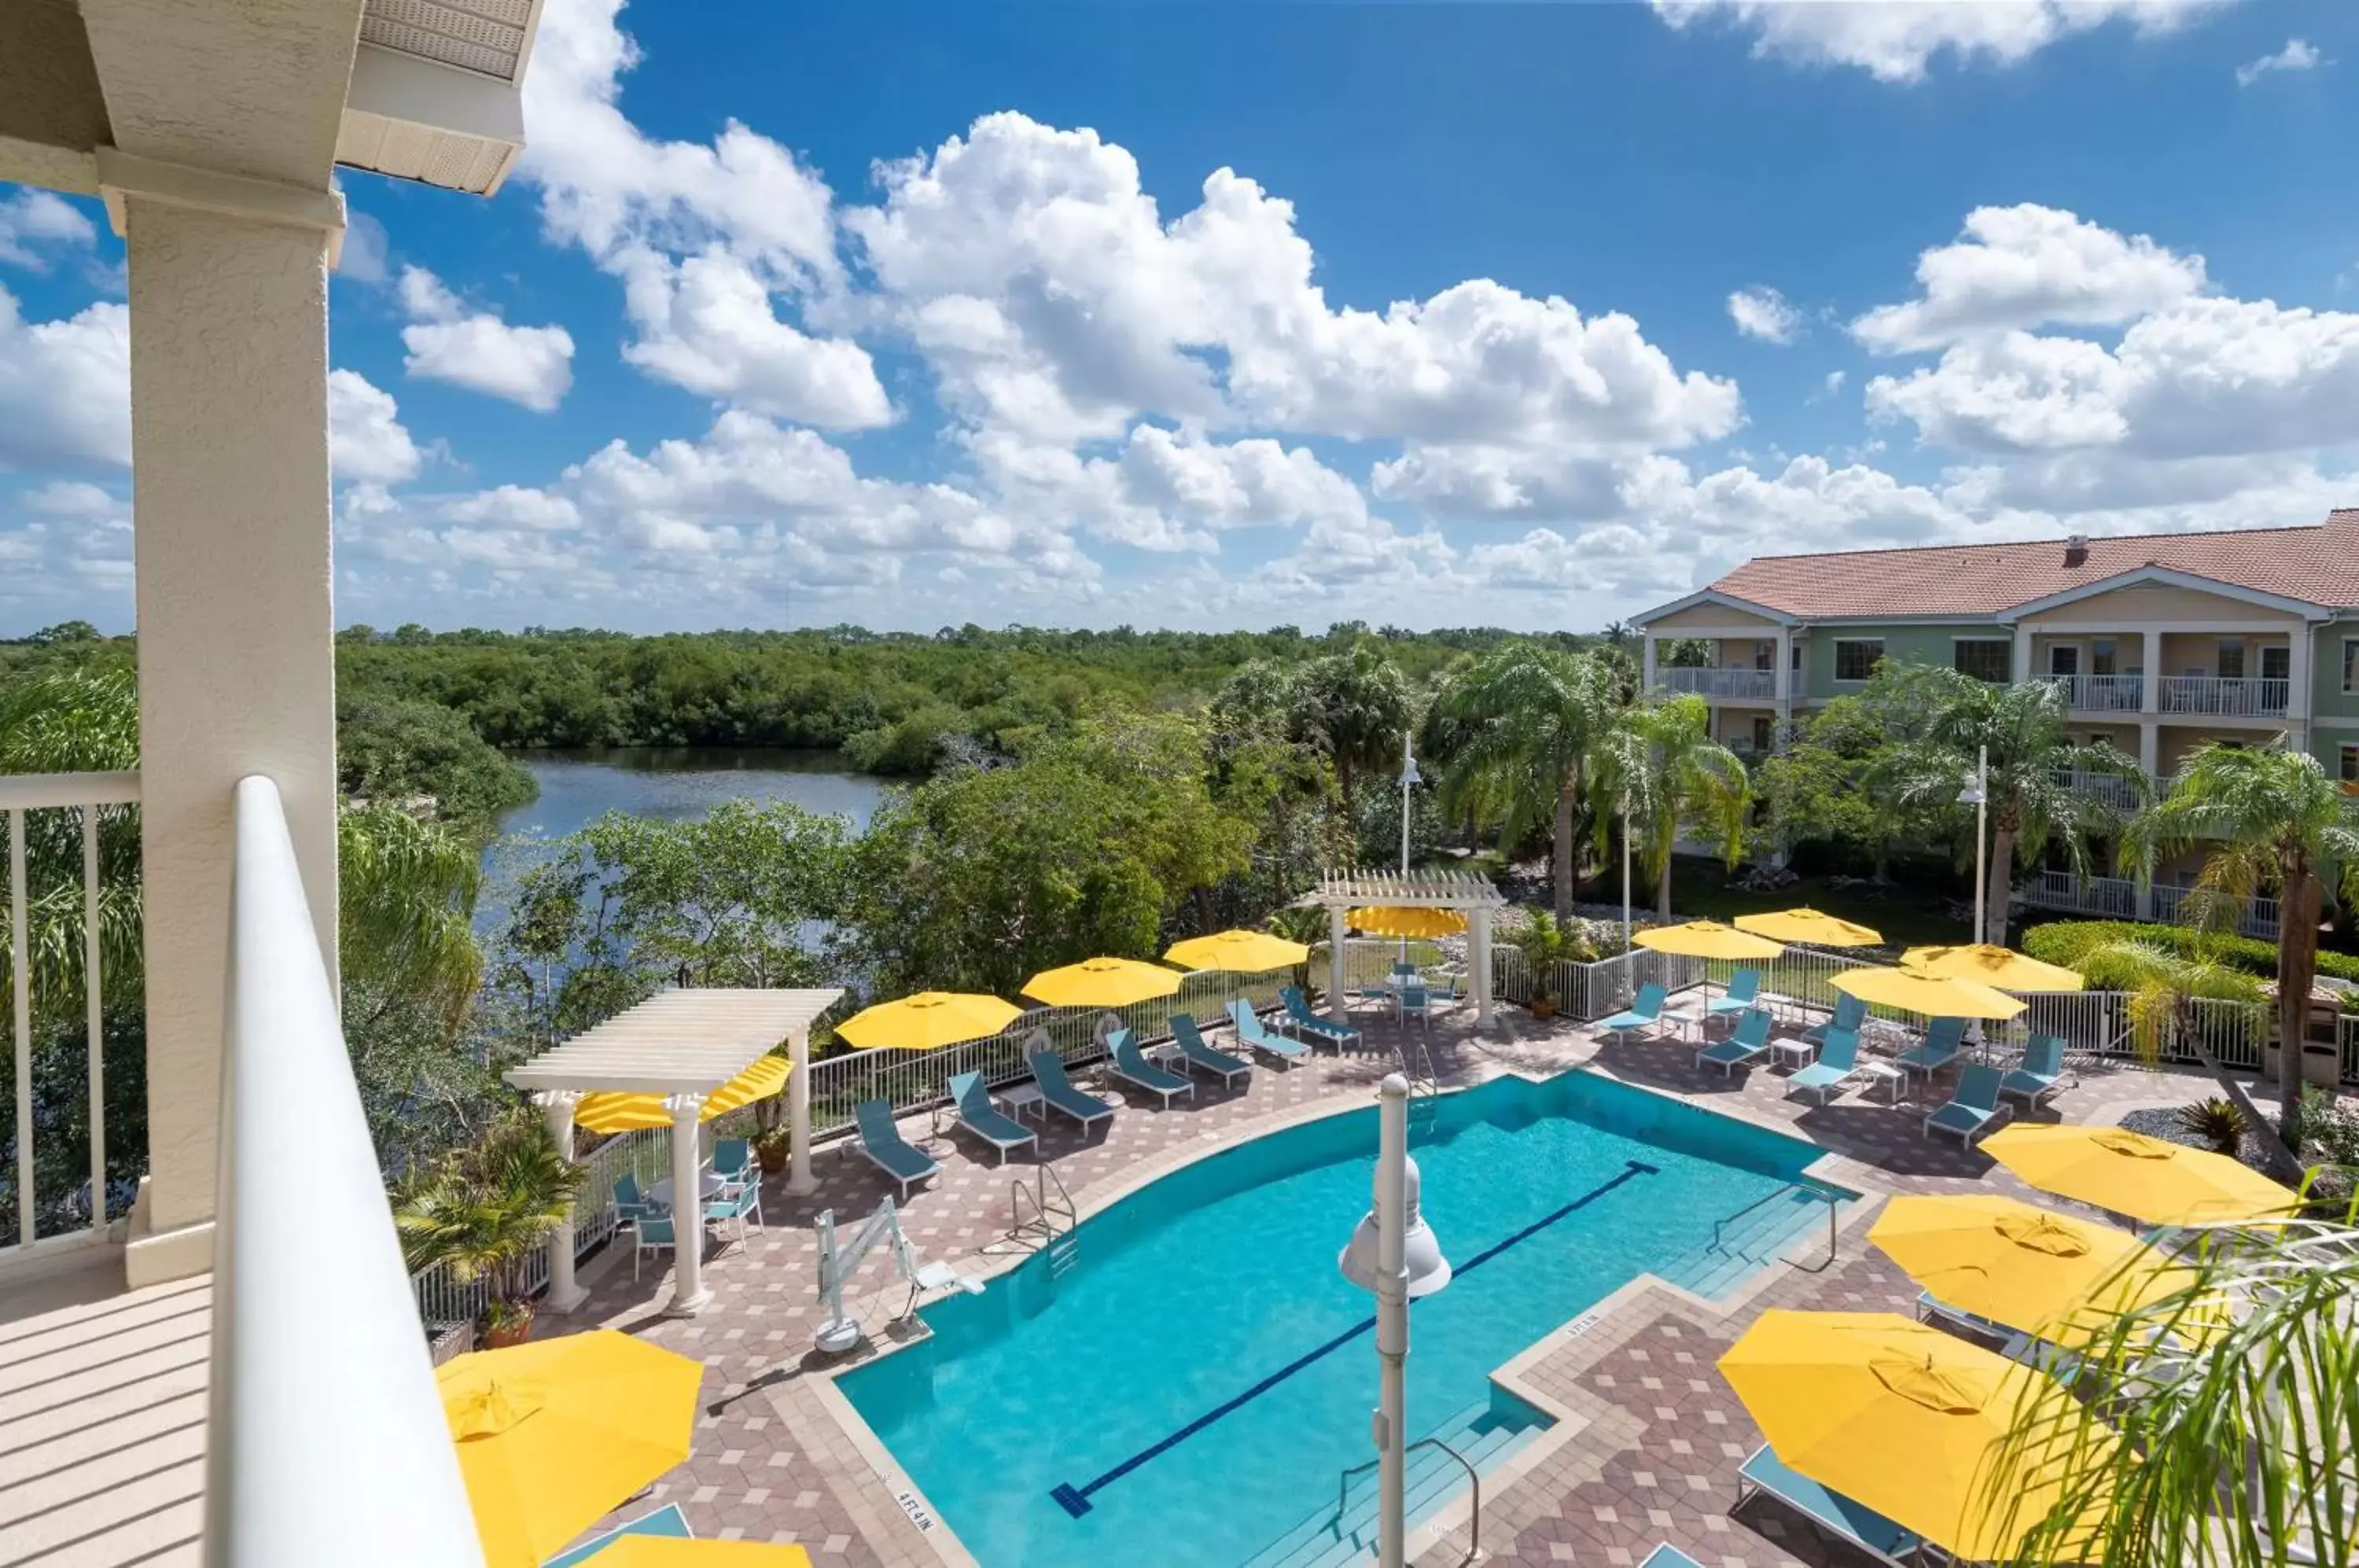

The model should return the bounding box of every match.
[2041,674,2143,712]
[2151,882,2282,940]
[0,768,142,1261]
[210,775,486,1566]
[1655,667,1776,701]
[2050,767,2142,812]
[2158,675,2290,718]
[2023,870,2138,919]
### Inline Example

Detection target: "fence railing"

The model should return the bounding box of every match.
[2043,673,2143,712]
[0,768,141,1261]
[2051,767,2141,812]
[2151,883,2282,940]
[2159,675,2290,718]
[1655,666,1776,701]
[2023,870,2138,919]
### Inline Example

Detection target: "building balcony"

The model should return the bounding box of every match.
[2152,882,2281,940]
[2040,674,2143,713]
[2050,767,2143,812]
[2158,675,2290,719]
[1656,667,1776,701]
[2019,869,2280,939]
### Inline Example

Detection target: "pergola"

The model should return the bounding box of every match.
[505,987,841,1317]
[1311,868,1507,1029]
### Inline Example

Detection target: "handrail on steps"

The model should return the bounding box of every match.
[1711,1180,1845,1274]
[1335,1437,1481,1566]
[1010,1162,1076,1242]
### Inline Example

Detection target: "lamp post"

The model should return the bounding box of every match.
[1956,745,1989,946]
[1338,1074,1453,1568]
[1620,791,1632,956]
[1399,731,1420,876]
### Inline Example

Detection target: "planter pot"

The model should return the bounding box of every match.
[755,1143,789,1175]
[1530,997,1559,1022]
[484,1310,534,1349]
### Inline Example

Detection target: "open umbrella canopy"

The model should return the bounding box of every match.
[1868,1194,2220,1348]
[1982,1124,2298,1225]
[438,1331,703,1568]
[835,992,1022,1051]
[1022,956,1186,1009]
[1733,907,1883,948]
[593,1541,814,1566]
[1632,920,1783,962]
[1164,929,1312,973]
[1832,966,2025,1021]
[1902,944,2084,993]
[1719,1309,2119,1561]
[1347,906,1467,939]
[575,1054,791,1137]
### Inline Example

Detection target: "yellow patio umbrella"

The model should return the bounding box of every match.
[1868,1194,2221,1348]
[594,1541,814,1566]
[1022,955,1186,1009]
[439,1330,703,1568]
[1903,943,2085,993]
[1165,929,1312,973]
[1632,920,1783,962]
[1347,906,1467,939]
[1733,907,1883,948]
[836,991,1022,1051]
[1982,1124,2298,1226]
[1832,966,2026,1021]
[1718,1309,2119,1561]
[575,1054,792,1137]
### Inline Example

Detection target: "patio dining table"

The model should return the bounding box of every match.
[646,1171,728,1211]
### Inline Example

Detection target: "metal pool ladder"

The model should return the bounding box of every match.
[1335,1437,1481,1566]
[1397,1035,1441,1133]
[1011,1163,1080,1279]
[1709,1180,1845,1273]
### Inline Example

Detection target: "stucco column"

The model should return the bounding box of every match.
[120,192,343,1288]
[2139,723,2159,786]
[2013,627,2033,691]
[1772,629,1792,709]
[1470,905,1494,1029]
[2141,629,2163,714]
[1641,635,1658,695]
[786,1025,816,1197]
[2288,628,2313,750]
[664,1093,712,1317]
[536,1091,587,1313]
[1329,904,1350,1025]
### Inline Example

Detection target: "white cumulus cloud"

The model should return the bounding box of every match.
[1728,285,1803,344]
[398,265,576,412]
[329,370,425,485]
[0,286,129,470]
[1652,0,2237,84]
[0,190,97,271]
[2237,38,2322,86]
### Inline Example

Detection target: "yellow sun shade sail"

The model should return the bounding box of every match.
[594,1541,814,1566]
[836,991,1022,1051]
[574,1053,791,1136]
[1902,944,2084,993]
[1021,956,1186,1009]
[1347,906,1467,939]
[1632,920,1783,962]
[1164,929,1312,972]
[1718,1310,2119,1562]
[438,1331,703,1568]
[1982,1124,2298,1225]
[1831,966,2025,1021]
[1732,907,1883,948]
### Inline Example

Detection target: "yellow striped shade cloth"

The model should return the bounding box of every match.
[1346,906,1467,939]
[572,1052,792,1136]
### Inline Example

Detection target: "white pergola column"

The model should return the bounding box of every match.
[117,179,344,1289]
[664,1093,712,1317]
[1641,635,1659,695]
[1470,905,1494,1029]
[786,1025,816,1197]
[536,1091,587,1313]
[1329,904,1351,1025]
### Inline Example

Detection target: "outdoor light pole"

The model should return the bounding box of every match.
[1957,745,1989,945]
[1620,791,1633,954]
[1399,730,1419,876]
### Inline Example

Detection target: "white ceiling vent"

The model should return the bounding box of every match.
[359,0,534,82]
[335,0,544,197]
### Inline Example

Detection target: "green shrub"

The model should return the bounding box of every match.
[2172,1098,2247,1155]
[2023,919,2359,988]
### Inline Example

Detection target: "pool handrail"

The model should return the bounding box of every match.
[1335,1435,1481,1567]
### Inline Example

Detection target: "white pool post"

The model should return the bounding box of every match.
[1373,1075,1410,1568]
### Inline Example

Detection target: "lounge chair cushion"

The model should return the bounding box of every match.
[1029,1051,1115,1122]
[1739,1447,1921,1564]
[855,1099,939,1180]
[949,1071,1035,1148]
[1111,1031,1191,1095]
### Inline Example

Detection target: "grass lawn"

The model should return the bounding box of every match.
[1654,859,1971,951]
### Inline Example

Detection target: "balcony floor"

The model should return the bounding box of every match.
[0,1259,207,1567]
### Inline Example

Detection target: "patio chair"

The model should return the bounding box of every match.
[1029,1048,1116,1134]
[1735,1445,1923,1568]
[544,1504,694,1568]
[948,1070,1037,1165]
[1279,986,1360,1051]
[710,1136,752,1196]
[1695,1007,1773,1077]
[1925,1063,2009,1146]
[854,1098,940,1199]
[1596,982,1669,1043]
[1895,1015,1966,1077]
[1399,978,1430,1035]
[1999,1034,2071,1108]
[1171,1012,1251,1087]
[1786,1028,1861,1106]
[703,1179,762,1241]
[1706,968,1763,1024]
[1232,999,1310,1064]
[1109,1027,1194,1108]
[613,1172,655,1227]
[1801,992,1868,1047]
[630,1207,675,1283]
[1638,1548,1704,1568]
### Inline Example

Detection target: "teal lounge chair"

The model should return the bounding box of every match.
[1706,967,1762,1022]
[1695,1007,1772,1076]
[2000,1034,2070,1107]
[948,1070,1036,1165]
[1736,1445,1923,1567]
[1171,1012,1250,1088]
[1029,1049,1115,1133]
[1108,1027,1193,1108]
[1597,982,1668,1042]
[1896,1016,1966,1077]
[1232,999,1309,1063]
[1926,1062,2009,1145]
[1279,986,1359,1051]
[1802,992,1867,1046]
[854,1098,940,1198]
[545,1503,693,1566]
[1638,1548,1703,1568]
[711,1136,752,1196]
[1787,1028,1861,1106]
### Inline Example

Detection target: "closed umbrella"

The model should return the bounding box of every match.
[1164,929,1312,973]
[1982,1124,2298,1226]
[1832,966,2026,1021]
[1901,944,2084,993]
[1022,956,1186,1009]
[1734,908,1883,948]
[575,1054,792,1137]
[836,992,1022,1051]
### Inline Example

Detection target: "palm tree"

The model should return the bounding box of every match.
[1868,667,2144,945]
[392,1106,584,1331]
[2125,742,2359,1143]
[1288,641,1413,823]
[340,803,485,1034]
[1435,643,1615,920]
[1590,695,1750,918]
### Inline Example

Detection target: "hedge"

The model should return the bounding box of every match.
[2023,919,2359,987]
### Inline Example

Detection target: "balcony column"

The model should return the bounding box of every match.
[113,175,346,1288]
[786,1023,817,1197]
[2141,630,2162,714]
[1329,904,1351,1025]
[2013,626,2033,690]
[2288,628,2313,750]
[1773,628,1792,712]
[1641,635,1658,695]
[535,1091,588,1313]
[664,1092,712,1317]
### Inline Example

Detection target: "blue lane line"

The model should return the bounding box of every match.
[1049,1158,1658,1519]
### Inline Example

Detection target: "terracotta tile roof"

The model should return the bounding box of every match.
[1704,510,2359,620]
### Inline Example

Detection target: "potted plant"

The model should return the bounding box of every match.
[395,1106,586,1350]
[753,1125,792,1175]
[1511,911,1572,1021]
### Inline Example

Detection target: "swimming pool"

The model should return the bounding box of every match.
[839,1069,1840,1568]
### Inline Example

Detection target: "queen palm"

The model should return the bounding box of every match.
[1288,641,1412,822]
[1588,695,1750,919]
[1436,642,1614,920]
[392,1107,584,1329]
[2126,741,2359,1143]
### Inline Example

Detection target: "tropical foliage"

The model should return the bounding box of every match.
[391,1106,585,1323]
[1435,642,1617,919]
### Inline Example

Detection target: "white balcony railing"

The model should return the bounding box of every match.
[2050,767,2142,812]
[0,768,142,1261]
[2152,882,2282,940]
[2158,675,2290,718]
[2041,674,2144,712]
[1655,667,1776,701]
[2023,870,2138,918]
[208,775,486,1567]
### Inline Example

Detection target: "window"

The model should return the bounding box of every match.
[2345,639,2359,694]
[1834,639,1884,682]
[2261,645,2290,683]
[2048,645,2080,678]
[1953,639,2011,683]
[2091,639,2118,678]
[2218,639,2246,680]
[2342,745,2359,788]
[1751,716,1774,752]
[1791,640,1804,671]
[1753,640,1774,672]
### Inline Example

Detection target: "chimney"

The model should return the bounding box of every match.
[2063,532,2089,566]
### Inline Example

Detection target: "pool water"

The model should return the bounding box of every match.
[839,1069,1836,1568]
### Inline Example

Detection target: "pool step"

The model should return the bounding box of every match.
[1674,1187,1845,1301]
[1046,1233,1080,1280]
[1242,1399,1540,1568]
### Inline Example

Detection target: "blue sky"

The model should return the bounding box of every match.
[5,0,2358,635]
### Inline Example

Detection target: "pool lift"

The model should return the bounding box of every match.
[814,1198,982,1355]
